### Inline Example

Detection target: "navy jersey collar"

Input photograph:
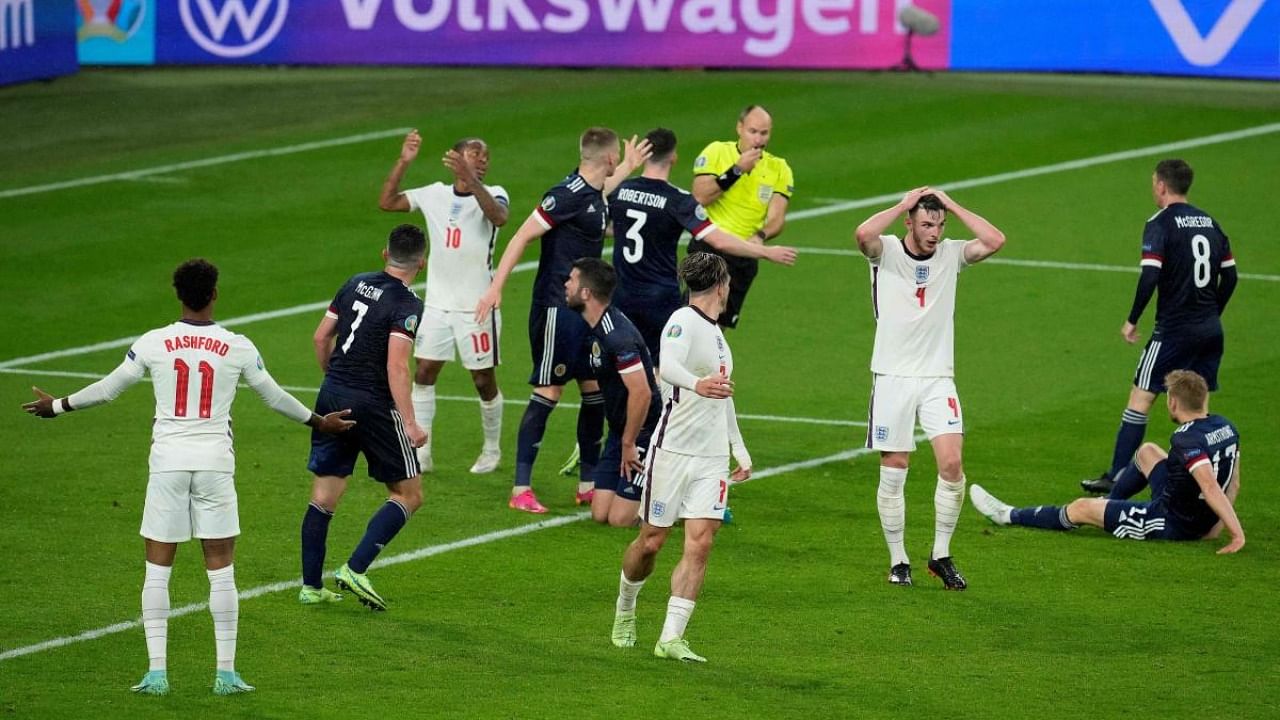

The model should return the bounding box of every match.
[179,319,215,326]
[900,238,935,261]
[690,305,717,325]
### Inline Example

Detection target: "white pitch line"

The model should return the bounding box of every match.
[788,121,1280,222]
[1,367,864,429]
[0,445,877,663]
[0,128,413,200]
[6,120,1277,369]
[793,246,1280,282]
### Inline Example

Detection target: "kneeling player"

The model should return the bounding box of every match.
[565,258,661,527]
[970,371,1243,554]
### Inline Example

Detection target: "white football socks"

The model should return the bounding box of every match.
[660,597,696,643]
[141,562,171,672]
[412,383,436,455]
[207,565,239,672]
[877,466,909,566]
[480,392,503,453]
[933,475,966,560]
[616,571,645,613]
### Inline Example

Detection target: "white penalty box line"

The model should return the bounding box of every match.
[0,443,891,664]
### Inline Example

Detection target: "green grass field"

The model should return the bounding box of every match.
[2,67,1278,719]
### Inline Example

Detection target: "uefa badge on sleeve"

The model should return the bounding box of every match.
[541,195,557,212]
[405,315,419,333]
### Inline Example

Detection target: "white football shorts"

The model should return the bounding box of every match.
[641,447,729,528]
[866,374,964,452]
[414,305,501,370]
[141,470,240,542]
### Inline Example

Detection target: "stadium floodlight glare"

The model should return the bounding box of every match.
[892,5,941,72]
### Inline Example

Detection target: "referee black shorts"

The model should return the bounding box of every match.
[686,238,759,329]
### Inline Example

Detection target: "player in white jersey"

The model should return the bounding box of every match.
[23,260,353,696]
[380,130,509,474]
[610,253,751,663]
[855,188,1006,590]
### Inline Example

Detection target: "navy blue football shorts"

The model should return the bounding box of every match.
[307,383,420,484]
[1103,498,1201,541]
[1132,329,1222,394]
[527,304,592,387]
[592,427,653,502]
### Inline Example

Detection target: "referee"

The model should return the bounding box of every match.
[690,104,795,328]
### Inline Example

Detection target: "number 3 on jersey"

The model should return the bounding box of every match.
[622,209,647,264]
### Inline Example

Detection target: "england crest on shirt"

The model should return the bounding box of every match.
[915,265,930,284]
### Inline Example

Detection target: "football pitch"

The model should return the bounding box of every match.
[2,67,1278,719]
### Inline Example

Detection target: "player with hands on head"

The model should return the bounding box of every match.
[854,185,1006,590]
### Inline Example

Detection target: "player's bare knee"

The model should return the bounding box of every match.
[200,537,235,569]
[937,459,964,482]
[471,368,498,397]
[880,452,909,470]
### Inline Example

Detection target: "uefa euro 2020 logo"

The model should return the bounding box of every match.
[77,0,147,43]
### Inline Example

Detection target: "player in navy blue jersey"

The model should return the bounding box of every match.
[1083,159,1238,494]
[971,370,1244,554]
[298,224,428,611]
[475,127,651,513]
[564,258,662,527]
[609,128,797,363]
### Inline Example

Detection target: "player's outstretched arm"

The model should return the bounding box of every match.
[241,347,356,433]
[855,187,930,259]
[387,334,427,448]
[313,314,339,373]
[603,136,653,197]
[618,370,653,483]
[23,358,146,418]
[378,129,421,212]
[701,228,797,265]
[475,214,547,323]
[1191,463,1245,554]
[928,189,1006,264]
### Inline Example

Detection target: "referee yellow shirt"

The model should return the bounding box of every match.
[693,140,795,239]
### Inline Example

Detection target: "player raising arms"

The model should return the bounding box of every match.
[379,130,509,475]
[610,127,797,363]
[565,258,661,527]
[23,259,354,696]
[475,128,649,513]
[973,370,1243,554]
[854,188,1006,590]
[610,253,754,663]
[1081,159,1238,494]
[299,225,428,612]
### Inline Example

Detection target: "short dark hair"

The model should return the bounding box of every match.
[645,127,677,164]
[173,258,218,312]
[1155,159,1193,195]
[680,252,729,293]
[453,137,485,153]
[910,194,946,216]
[571,257,616,302]
[387,224,426,268]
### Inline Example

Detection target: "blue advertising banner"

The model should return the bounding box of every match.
[952,0,1280,79]
[77,0,155,65]
[0,0,79,85]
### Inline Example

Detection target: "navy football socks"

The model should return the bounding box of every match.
[300,502,333,589]
[515,394,557,487]
[348,500,410,574]
[1108,460,1149,500]
[1009,505,1078,531]
[1107,408,1148,478]
[578,391,605,482]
